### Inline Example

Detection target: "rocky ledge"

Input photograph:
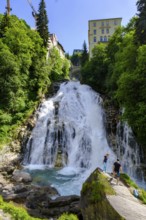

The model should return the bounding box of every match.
[80,168,146,220]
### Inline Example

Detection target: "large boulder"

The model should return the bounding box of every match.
[26,194,81,219]
[12,170,32,183]
[80,168,124,220]
[1,183,60,204]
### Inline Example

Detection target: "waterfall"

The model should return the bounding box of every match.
[116,122,145,185]
[23,81,117,194]
[23,81,144,194]
[23,81,115,171]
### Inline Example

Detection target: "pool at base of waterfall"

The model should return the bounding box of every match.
[23,165,89,196]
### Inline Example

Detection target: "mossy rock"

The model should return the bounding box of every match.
[80,168,125,220]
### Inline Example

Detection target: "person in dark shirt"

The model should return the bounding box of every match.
[103,153,109,172]
[112,158,122,185]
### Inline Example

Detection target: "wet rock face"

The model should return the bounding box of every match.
[102,97,119,152]
[80,168,123,220]
[26,194,81,219]
[12,170,32,183]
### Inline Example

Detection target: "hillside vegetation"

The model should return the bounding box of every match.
[0,14,70,146]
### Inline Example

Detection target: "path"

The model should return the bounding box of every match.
[105,174,146,220]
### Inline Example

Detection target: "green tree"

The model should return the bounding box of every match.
[71,53,81,66]
[108,31,137,94]
[27,29,51,99]
[62,58,70,79]
[0,13,11,38]
[65,52,70,59]
[81,43,108,93]
[0,15,50,112]
[116,45,146,147]
[36,0,49,48]
[81,40,89,66]
[135,0,146,45]
[48,47,70,81]
[105,27,124,94]
[0,14,70,145]
[0,40,22,112]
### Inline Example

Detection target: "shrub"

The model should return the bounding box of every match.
[0,196,44,220]
[120,173,138,188]
[139,189,146,204]
[58,213,79,220]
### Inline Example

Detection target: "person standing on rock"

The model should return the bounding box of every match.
[103,153,109,172]
[112,158,122,185]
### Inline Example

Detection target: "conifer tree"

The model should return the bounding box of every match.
[81,41,89,66]
[36,0,49,48]
[135,0,146,45]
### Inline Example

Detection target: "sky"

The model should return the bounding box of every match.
[0,0,137,55]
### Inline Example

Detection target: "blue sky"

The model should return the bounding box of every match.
[0,0,137,54]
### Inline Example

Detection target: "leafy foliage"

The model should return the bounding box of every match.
[80,40,89,66]
[139,189,146,204]
[116,45,146,145]
[58,213,79,220]
[106,30,137,94]
[135,0,146,45]
[0,14,69,145]
[49,47,70,81]
[70,53,81,66]
[81,43,108,93]
[120,173,138,188]
[0,196,43,220]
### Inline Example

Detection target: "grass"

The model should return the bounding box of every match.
[120,173,146,204]
[120,173,138,188]
[0,196,45,220]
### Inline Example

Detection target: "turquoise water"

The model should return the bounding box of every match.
[24,165,146,196]
[23,165,87,196]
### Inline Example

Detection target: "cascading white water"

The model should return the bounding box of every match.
[23,81,145,194]
[23,81,116,195]
[116,122,145,185]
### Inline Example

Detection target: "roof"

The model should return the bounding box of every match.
[57,41,65,53]
[89,17,122,22]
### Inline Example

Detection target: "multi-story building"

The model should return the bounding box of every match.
[88,18,122,58]
[48,33,65,58]
[73,49,84,55]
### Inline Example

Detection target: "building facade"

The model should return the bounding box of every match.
[73,49,84,55]
[48,33,65,58]
[88,18,122,58]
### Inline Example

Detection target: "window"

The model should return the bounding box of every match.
[101,29,104,34]
[100,36,103,42]
[93,29,96,35]
[93,22,96,27]
[93,37,96,42]
[101,21,104,26]
[114,20,117,25]
[106,21,109,26]
[106,28,109,34]
[104,36,107,42]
